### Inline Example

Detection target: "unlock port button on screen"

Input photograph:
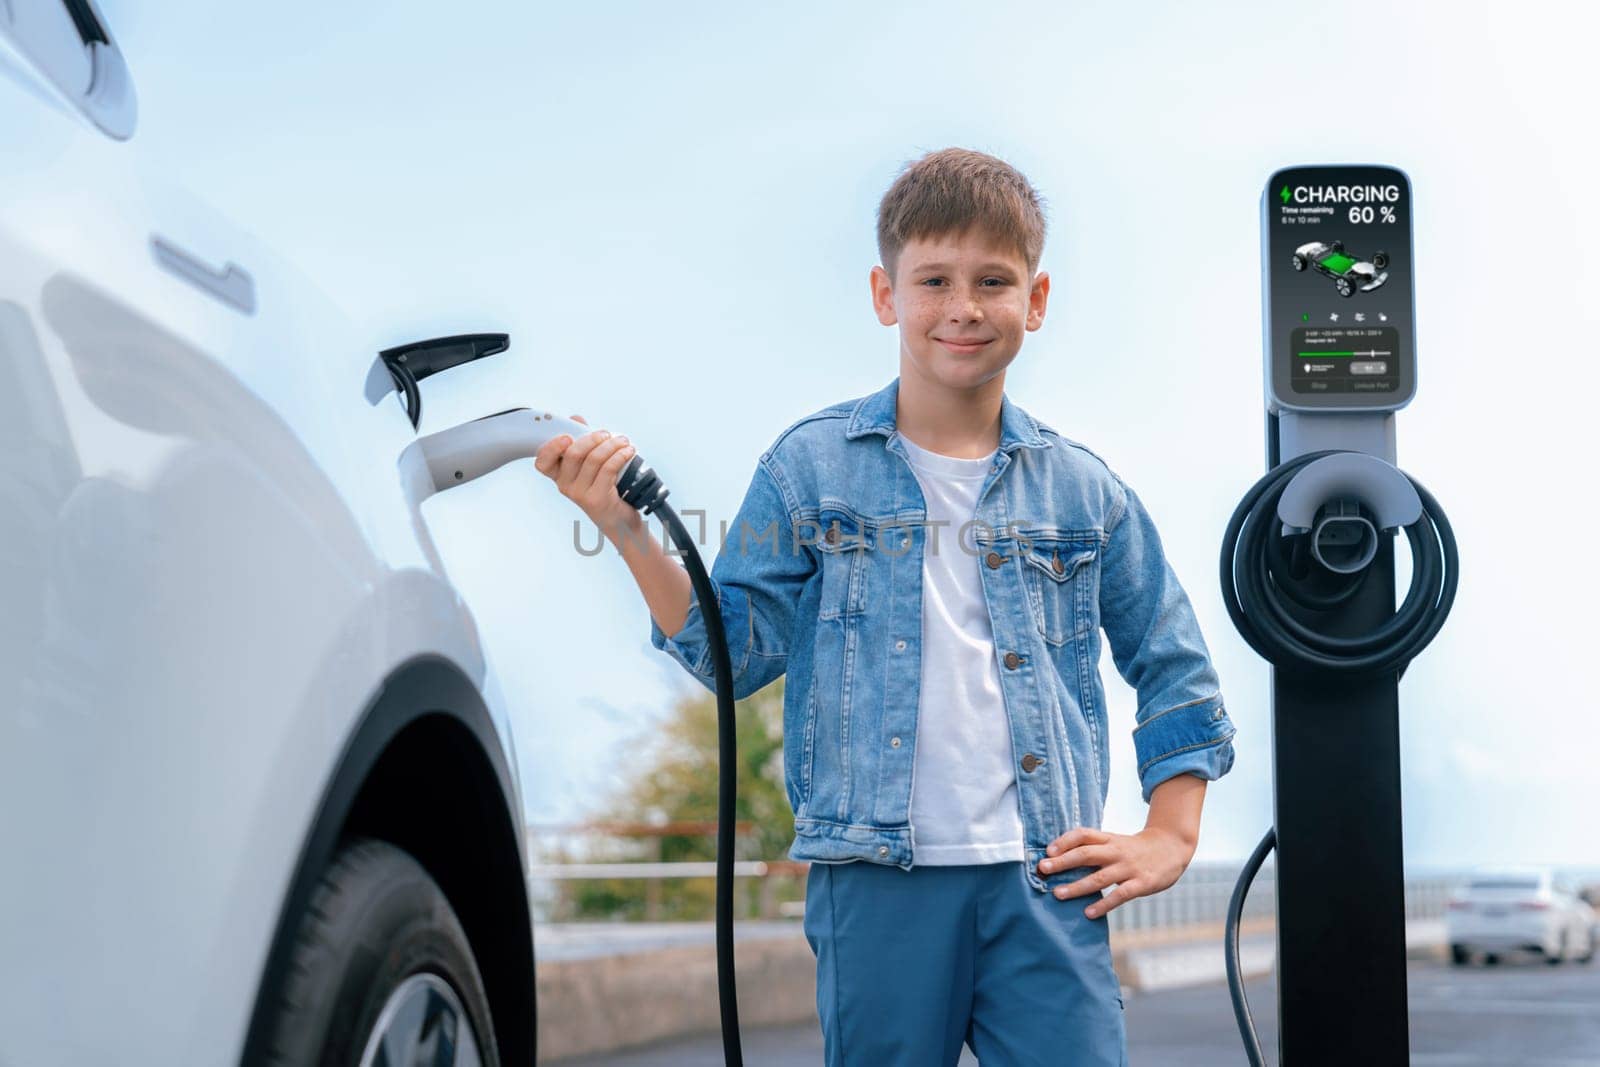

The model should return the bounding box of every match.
[1351,361,1388,375]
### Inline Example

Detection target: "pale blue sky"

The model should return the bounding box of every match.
[103,0,1597,870]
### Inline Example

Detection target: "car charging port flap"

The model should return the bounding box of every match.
[367,333,510,430]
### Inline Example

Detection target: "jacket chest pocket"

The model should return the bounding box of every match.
[1018,534,1098,645]
[813,507,869,619]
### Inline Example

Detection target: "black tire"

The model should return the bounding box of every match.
[1450,944,1470,966]
[1330,240,1344,253]
[1546,934,1566,966]
[1292,254,1306,271]
[1483,952,1500,966]
[1372,251,1389,269]
[258,837,500,1067]
[1337,278,1354,297]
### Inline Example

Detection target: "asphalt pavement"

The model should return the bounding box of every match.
[552,955,1600,1065]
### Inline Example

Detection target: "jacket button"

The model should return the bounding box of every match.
[890,736,901,748]
[1052,553,1065,575]
[895,639,907,651]
[878,846,889,857]
[985,551,1004,569]
[1003,651,1023,669]
[1021,753,1041,772]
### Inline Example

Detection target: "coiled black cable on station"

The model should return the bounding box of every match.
[1220,449,1458,678]
[615,455,745,1067]
[1217,449,1458,1066]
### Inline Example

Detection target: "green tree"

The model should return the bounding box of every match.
[556,676,800,921]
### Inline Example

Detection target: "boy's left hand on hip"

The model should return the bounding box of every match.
[1037,827,1195,919]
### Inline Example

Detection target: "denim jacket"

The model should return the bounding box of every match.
[650,376,1235,894]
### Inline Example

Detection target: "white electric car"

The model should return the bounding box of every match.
[1,5,536,1064]
[1445,867,1598,967]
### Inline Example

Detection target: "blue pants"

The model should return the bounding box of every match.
[803,860,1128,1066]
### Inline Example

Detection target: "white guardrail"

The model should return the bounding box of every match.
[525,846,1462,931]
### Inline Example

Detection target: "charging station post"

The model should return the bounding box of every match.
[1219,164,1458,1065]
[1270,164,1415,1061]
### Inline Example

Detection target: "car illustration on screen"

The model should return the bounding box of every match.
[1293,239,1390,297]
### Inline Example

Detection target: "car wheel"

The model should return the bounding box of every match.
[257,837,499,1067]
[1337,279,1353,297]
[1372,251,1389,269]
[1330,240,1344,253]
[1292,254,1306,271]
[1449,944,1470,966]
[1581,934,1596,964]
[1482,952,1500,966]
[1546,932,1567,966]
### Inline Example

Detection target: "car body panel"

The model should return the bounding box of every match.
[0,27,526,1064]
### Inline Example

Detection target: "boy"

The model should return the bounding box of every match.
[534,147,1236,1065]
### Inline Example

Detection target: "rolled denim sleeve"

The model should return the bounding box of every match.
[1099,474,1237,803]
[649,456,812,700]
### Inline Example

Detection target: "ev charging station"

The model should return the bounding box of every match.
[1220,164,1459,1065]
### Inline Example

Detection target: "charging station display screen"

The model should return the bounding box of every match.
[1264,165,1416,411]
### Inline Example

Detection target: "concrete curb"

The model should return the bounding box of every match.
[534,919,1447,1062]
[536,932,816,1062]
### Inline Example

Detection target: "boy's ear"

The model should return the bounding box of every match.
[1025,270,1051,332]
[869,265,898,327]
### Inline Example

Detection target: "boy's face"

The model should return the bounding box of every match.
[870,227,1049,394]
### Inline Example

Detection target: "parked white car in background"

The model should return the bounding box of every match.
[1,3,536,1064]
[1446,867,1597,967]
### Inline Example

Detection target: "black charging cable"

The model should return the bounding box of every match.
[1217,449,1459,1065]
[615,457,745,1067]
[1224,827,1277,1066]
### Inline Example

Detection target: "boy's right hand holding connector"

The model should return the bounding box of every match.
[532,416,642,546]
[532,416,695,640]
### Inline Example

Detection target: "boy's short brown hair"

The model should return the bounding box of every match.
[876,147,1048,284]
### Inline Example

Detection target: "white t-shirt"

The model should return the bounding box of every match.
[899,433,1026,866]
